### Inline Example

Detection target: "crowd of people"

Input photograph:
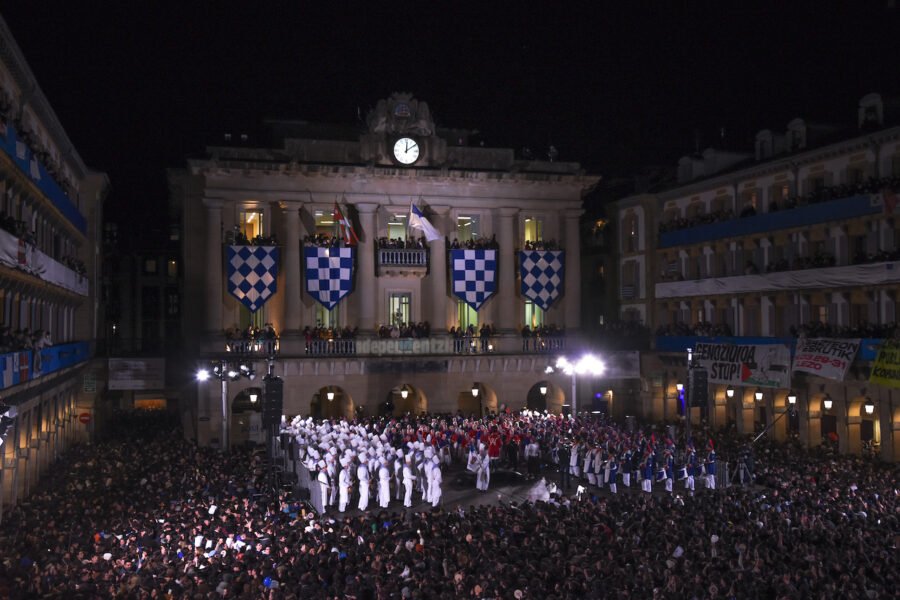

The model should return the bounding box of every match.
[659,177,900,235]
[789,320,899,340]
[303,233,346,248]
[656,321,734,338]
[522,239,559,251]
[224,324,279,354]
[0,325,51,353]
[520,324,565,351]
[377,322,431,339]
[0,408,896,599]
[449,236,499,250]
[375,237,427,250]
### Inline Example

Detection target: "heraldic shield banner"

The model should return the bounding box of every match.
[226,245,279,313]
[305,246,355,310]
[520,250,564,311]
[451,249,497,311]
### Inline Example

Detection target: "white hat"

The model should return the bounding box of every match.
[318,460,326,469]
[397,449,404,458]
[432,455,439,465]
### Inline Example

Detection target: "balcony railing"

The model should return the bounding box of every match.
[0,228,88,295]
[306,339,356,356]
[0,342,90,390]
[620,284,635,300]
[377,248,428,266]
[226,339,280,357]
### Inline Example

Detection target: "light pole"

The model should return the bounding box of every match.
[196,359,256,451]
[555,355,606,416]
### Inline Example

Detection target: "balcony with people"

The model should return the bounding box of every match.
[658,176,900,248]
[224,323,280,357]
[0,212,88,295]
[0,326,89,390]
[375,236,428,276]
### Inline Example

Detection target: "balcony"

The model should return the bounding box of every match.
[620,284,636,300]
[658,193,881,249]
[0,342,90,390]
[377,248,428,277]
[0,227,88,295]
[656,260,900,299]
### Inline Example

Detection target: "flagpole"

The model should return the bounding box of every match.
[406,199,412,244]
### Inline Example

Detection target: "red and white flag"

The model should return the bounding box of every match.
[333,201,359,246]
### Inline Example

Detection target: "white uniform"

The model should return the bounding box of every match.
[357,463,370,512]
[378,463,391,508]
[584,448,595,485]
[317,466,330,510]
[569,444,580,478]
[476,452,491,491]
[327,458,338,506]
[422,460,433,501]
[429,456,442,507]
[394,452,404,499]
[338,466,352,512]
[402,461,415,507]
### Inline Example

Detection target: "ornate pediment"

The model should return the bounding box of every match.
[366,92,434,137]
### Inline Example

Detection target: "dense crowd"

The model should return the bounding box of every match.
[0,326,51,353]
[303,234,346,248]
[375,237,427,250]
[0,409,896,600]
[656,321,733,337]
[522,239,559,251]
[789,320,899,340]
[658,177,900,235]
[449,236,499,250]
[377,322,431,339]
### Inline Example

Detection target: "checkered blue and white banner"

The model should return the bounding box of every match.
[520,250,564,311]
[305,247,355,310]
[451,249,497,311]
[226,245,279,313]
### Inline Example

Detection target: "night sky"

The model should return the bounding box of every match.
[3,3,900,224]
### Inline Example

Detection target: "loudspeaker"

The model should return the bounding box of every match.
[263,376,284,427]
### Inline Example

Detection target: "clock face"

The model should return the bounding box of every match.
[393,137,420,165]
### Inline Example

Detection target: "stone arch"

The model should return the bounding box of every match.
[389,384,427,417]
[457,382,498,417]
[230,387,264,447]
[847,395,878,455]
[892,404,900,463]
[310,386,355,420]
[525,380,564,414]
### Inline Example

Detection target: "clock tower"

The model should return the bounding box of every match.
[360,92,446,167]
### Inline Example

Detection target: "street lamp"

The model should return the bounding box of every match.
[864,397,875,415]
[787,391,797,406]
[196,359,256,451]
[539,384,548,396]
[676,382,684,393]
[326,390,335,402]
[249,390,259,404]
[822,394,833,410]
[555,354,606,415]
[400,388,409,400]
[726,386,735,399]
[754,388,764,402]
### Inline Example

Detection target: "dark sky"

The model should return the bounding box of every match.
[3,3,900,222]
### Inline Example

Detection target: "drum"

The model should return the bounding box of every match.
[676,467,688,480]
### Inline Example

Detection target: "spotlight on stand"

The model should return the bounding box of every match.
[196,368,210,382]
[240,362,254,379]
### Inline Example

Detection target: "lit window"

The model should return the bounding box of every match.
[457,215,479,242]
[388,214,408,242]
[315,304,339,329]
[457,299,478,331]
[238,209,264,241]
[314,210,335,239]
[389,292,411,325]
[523,217,543,244]
[524,300,544,329]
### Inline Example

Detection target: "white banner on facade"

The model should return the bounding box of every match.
[791,337,860,381]
[693,342,791,388]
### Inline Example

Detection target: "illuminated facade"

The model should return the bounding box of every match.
[613,93,900,461]
[0,15,109,508]
[170,93,601,447]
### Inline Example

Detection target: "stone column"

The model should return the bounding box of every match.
[496,207,518,332]
[564,208,583,329]
[356,203,378,334]
[428,205,450,329]
[203,198,224,335]
[281,202,302,334]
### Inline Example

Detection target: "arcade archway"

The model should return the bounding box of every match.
[526,381,564,414]
[387,384,427,417]
[457,382,498,417]
[231,387,264,447]
[847,396,879,456]
[310,386,355,420]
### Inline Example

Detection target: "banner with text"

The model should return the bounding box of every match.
[693,342,791,388]
[791,337,860,381]
[869,339,900,389]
